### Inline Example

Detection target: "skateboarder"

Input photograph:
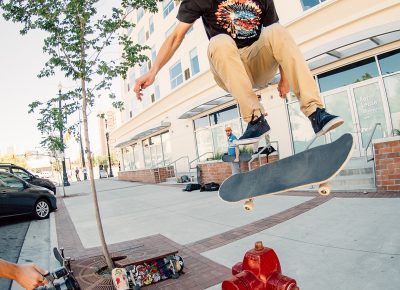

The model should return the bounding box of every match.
[225,127,241,174]
[134,0,343,144]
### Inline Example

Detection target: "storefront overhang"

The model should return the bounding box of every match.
[178,94,234,119]
[115,122,171,148]
[305,21,400,70]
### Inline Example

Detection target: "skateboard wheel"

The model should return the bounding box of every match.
[244,199,254,211]
[318,183,331,196]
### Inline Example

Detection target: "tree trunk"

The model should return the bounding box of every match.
[80,17,114,270]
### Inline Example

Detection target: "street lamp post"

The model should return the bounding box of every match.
[105,118,114,178]
[58,82,70,186]
[78,110,87,180]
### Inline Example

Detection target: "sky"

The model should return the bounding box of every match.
[0,1,121,158]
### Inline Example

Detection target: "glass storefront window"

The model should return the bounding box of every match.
[318,58,379,92]
[194,106,242,159]
[195,128,214,161]
[383,73,400,132]
[123,146,135,171]
[143,139,152,168]
[194,115,210,130]
[288,101,325,153]
[378,49,400,75]
[161,132,171,165]
[210,105,239,125]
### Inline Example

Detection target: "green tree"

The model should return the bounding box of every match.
[0,0,158,270]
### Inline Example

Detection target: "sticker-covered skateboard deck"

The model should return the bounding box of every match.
[219,133,354,203]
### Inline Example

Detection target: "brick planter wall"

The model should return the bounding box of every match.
[374,137,400,192]
[198,154,279,185]
[118,166,175,184]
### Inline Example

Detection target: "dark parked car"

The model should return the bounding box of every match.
[0,172,57,219]
[0,163,56,194]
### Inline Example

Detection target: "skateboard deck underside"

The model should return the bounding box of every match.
[219,133,354,202]
[222,153,252,162]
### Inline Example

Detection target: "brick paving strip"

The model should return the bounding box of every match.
[55,191,400,289]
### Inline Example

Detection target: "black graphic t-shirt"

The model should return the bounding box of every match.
[177,0,279,48]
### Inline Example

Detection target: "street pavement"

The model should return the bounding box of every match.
[0,217,31,290]
[3,178,400,289]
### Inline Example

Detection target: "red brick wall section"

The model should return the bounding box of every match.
[118,166,175,184]
[199,155,279,185]
[374,140,400,192]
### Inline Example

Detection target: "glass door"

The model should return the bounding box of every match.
[323,88,362,157]
[350,78,390,155]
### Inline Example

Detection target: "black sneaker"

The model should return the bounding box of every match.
[308,108,344,136]
[234,114,270,145]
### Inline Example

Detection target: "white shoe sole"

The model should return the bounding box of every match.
[317,117,344,137]
[233,130,270,145]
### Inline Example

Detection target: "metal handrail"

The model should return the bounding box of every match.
[165,156,190,178]
[365,123,381,163]
[248,137,279,171]
[189,152,214,169]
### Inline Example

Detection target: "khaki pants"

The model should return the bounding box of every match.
[208,23,323,122]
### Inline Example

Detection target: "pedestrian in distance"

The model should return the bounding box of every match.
[75,167,81,182]
[134,0,343,145]
[225,126,241,175]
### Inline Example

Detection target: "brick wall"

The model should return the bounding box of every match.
[118,166,175,184]
[198,155,279,184]
[374,139,400,192]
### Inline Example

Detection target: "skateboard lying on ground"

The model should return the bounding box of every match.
[222,153,252,162]
[112,255,184,289]
[219,133,354,210]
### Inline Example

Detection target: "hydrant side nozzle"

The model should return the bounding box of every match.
[254,241,264,251]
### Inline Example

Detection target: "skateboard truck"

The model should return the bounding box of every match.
[222,241,299,290]
[244,199,254,211]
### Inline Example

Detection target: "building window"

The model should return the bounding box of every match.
[151,46,157,63]
[149,16,154,34]
[139,61,148,76]
[190,48,200,76]
[301,0,326,11]
[137,7,145,23]
[138,27,145,44]
[128,69,136,85]
[383,74,400,133]
[154,78,160,100]
[317,57,379,92]
[169,61,183,89]
[165,22,176,38]
[163,0,175,18]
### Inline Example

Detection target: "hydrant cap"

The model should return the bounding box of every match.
[255,241,264,251]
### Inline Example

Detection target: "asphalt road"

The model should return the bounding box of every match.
[0,217,31,290]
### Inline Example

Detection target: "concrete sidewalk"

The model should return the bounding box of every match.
[55,179,400,290]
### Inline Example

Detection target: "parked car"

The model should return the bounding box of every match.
[0,163,56,194]
[0,172,57,219]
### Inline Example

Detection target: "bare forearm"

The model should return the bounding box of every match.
[0,259,18,280]
[151,34,184,75]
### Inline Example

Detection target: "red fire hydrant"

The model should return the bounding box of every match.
[222,241,299,290]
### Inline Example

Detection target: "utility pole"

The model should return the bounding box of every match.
[58,82,70,187]
[105,118,114,178]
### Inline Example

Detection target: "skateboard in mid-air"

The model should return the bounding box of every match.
[222,153,252,163]
[219,133,354,210]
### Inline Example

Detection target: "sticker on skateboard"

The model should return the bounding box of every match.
[219,133,354,210]
[222,153,252,162]
[113,255,184,289]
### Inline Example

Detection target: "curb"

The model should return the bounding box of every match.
[11,213,58,290]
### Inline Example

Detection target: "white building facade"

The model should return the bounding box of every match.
[112,0,400,177]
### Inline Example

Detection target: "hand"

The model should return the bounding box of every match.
[277,77,290,99]
[14,263,47,290]
[134,71,156,101]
